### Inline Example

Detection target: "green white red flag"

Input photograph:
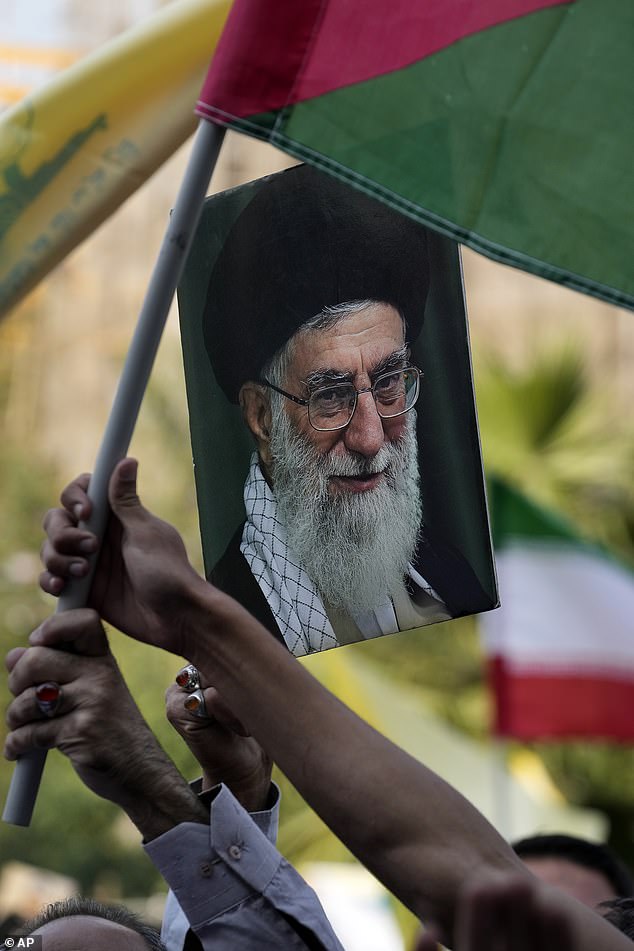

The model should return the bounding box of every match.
[480,480,634,741]
[197,0,634,310]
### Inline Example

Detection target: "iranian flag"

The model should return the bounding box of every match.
[197,0,634,310]
[481,479,634,741]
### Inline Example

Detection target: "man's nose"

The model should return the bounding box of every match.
[342,391,386,457]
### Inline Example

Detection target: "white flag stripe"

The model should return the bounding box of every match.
[482,544,634,673]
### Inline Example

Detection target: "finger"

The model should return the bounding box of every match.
[457,879,503,951]
[7,645,86,697]
[177,684,250,737]
[5,646,27,673]
[174,664,201,692]
[7,682,73,730]
[29,609,109,657]
[530,889,575,949]
[165,682,190,725]
[40,524,98,574]
[182,688,209,719]
[5,719,69,760]
[505,879,537,951]
[59,473,92,521]
[108,458,144,520]
[42,505,89,543]
[168,668,250,736]
[8,616,109,696]
[203,687,250,736]
[39,568,67,597]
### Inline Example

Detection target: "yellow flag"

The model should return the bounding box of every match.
[0,0,230,318]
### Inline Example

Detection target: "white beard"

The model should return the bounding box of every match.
[269,410,422,615]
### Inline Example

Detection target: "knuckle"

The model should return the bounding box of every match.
[5,698,25,730]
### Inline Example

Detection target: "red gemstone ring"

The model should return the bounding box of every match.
[175,664,200,692]
[35,681,63,718]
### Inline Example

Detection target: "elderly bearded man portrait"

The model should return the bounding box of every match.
[191,165,495,656]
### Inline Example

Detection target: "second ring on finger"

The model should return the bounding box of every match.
[183,688,209,720]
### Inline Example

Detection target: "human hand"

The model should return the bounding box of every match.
[452,873,574,951]
[5,610,207,838]
[166,669,272,812]
[412,874,577,951]
[39,459,209,657]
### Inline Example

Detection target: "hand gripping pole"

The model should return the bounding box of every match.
[2,120,225,826]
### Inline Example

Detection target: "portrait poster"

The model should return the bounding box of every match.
[178,164,498,657]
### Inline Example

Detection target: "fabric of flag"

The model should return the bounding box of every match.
[0,0,230,319]
[197,0,634,310]
[480,479,634,741]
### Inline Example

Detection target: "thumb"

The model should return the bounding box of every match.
[109,458,143,517]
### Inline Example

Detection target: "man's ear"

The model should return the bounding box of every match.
[239,382,273,468]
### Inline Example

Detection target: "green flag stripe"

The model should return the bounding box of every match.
[229,2,633,309]
[487,477,634,578]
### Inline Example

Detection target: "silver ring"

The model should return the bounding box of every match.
[175,664,200,692]
[183,688,208,719]
[35,682,63,718]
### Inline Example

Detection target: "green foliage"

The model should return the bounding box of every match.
[361,616,490,738]
[475,346,634,552]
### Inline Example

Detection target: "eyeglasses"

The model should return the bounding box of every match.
[260,366,421,432]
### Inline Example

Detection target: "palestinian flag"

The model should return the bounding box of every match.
[480,479,634,741]
[197,0,633,310]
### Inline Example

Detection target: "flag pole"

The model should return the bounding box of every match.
[2,118,226,827]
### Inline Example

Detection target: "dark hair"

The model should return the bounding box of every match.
[20,896,166,951]
[512,834,634,898]
[600,897,634,940]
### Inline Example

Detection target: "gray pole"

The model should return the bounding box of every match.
[2,118,226,827]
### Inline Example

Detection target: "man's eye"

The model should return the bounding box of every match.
[311,388,354,420]
[375,373,403,397]
[314,386,350,404]
[317,388,341,403]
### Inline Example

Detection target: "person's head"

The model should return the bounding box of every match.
[513,833,633,909]
[21,896,166,951]
[204,166,431,613]
[600,897,634,939]
[246,298,421,614]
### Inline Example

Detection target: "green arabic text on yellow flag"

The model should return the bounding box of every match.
[0,0,230,319]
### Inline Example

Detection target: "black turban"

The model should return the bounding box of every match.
[203,164,430,403]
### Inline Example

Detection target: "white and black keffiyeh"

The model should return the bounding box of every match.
[240,453,449,654]
[240,453,339,656]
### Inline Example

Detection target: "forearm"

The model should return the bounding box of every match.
[176,585,632,949]
[201,768,272,812]
[179,585,518,934]
[115,750,209,841]
[90,715,209,841]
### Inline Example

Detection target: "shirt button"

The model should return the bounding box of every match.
[199,862,212,878]
[228,844,242,861]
